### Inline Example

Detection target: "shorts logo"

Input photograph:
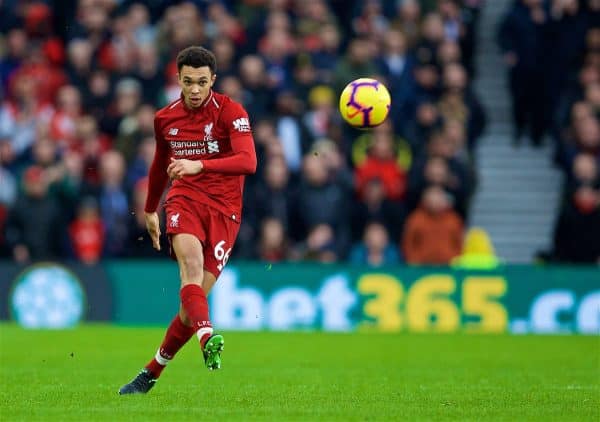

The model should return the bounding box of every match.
[170,213,180,228]
[168,128,179,136]
[232,117,250,132]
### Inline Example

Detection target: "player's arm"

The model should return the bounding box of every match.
[200,129,256,174]
[144,116,170,250]
[167,104,257,178]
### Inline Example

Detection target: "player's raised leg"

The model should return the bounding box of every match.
[173,233,224,370]
[197,270,224,370]
[118,234,222,394]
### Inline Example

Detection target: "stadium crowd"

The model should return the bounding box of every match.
[0,0,596,266]
[498,0,600,264]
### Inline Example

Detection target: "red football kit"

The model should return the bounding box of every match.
[144,90,256,276]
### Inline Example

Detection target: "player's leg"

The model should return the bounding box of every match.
[173,233,214,345]
[118,311,196,395]
[173,233,225,370]
[119,252,200,395]
[144,314,196,377]
[196,270,224,370]
[177,268,217,324]
[120,309,199,392]
[176,268,223,370]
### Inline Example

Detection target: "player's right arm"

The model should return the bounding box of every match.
[144,116,170,251]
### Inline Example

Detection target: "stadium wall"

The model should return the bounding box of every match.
[0,261,598,335]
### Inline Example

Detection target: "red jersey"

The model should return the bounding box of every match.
[144,91,257,221]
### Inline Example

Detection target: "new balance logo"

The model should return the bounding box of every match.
[170,213,180,227]
[168,128,179,136]
[232,117,250,132]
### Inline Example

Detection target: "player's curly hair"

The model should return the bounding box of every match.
[176,46,217,74]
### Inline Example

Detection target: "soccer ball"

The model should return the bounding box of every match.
[339,78,391,129]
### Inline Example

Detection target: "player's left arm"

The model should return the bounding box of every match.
[167,103,257,179]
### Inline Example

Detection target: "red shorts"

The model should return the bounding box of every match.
[164,195,241,278]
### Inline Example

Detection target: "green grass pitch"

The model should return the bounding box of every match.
[0,324,598,421]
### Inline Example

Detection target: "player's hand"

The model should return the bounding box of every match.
[167,158,203,180]
[144,212,161,251]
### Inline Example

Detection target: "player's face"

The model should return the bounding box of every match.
[178,65,216,108]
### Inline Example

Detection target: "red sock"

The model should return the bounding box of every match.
[145,314,195,378]
[180,284,213,347]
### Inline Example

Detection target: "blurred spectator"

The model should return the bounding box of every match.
[569,153,600,189]
[439,62,486,150]
[291,54,319,106]
[451,226,500,269]
[257,217,290,262]
[65,38,93,93]
[412,54,441,103]
[218,75,245,104]
[248,156,295,232]
[125,135,156,191]
[349,221,401,266]
[333,37,378,94]
[273,90,312,174]
[115,103,156,164]
[74,115,111,187]
[498,0,548,146]
[0,72,54,161]
[0,28,28,91]
[402,100,442,153]
[125,177,160,258]
[68,196,104,264]
[402,185,463,265]
[128,3,156,46]
[551,186,600,263]
[407,153,470,218]
[311,138,354,191]
[134,44,164,106]
[103,77,142,137]
[83,69,112,123]
[211,36,237,79]
[414,12,445,69]
[238,55,273,120]
[543,0,588,127]
[97,150,129,257]
[50,85,82,150]
[437,0,477,75]
[302,85,339,141]
[297,0,338,52]
[352,0,390,41]
[391,0,422,48]
[354,123,408,202]
[0,143,17,257]
[377,29,416,129]
[258,26,295,91]
[293,153,351,257]
[310,23,342,84]
[157,61,181,107]
[291,223,338,263]
[8,42,67,106]
[350,177,405,243]
[5,165,64,263]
